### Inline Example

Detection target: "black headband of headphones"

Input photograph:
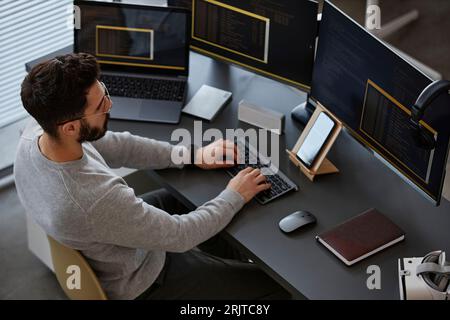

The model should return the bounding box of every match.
[411,80,450,124]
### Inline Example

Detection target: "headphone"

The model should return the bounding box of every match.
[416,250,450,297]
[410,80,450,150]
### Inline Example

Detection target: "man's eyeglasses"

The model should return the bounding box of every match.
[57,81,112,126]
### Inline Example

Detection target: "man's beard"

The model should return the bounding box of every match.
[77,114,109,143]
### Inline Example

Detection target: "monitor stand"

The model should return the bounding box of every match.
[291,99,316,126]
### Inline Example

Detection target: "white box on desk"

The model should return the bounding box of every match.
[238,100,284,135]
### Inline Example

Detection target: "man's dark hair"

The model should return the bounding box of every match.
[21,53,100,138]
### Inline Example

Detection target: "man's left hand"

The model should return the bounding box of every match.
[194,139,239,170]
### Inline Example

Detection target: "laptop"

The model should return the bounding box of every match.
[74,1,190,124]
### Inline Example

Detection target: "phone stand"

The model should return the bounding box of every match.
[286,103,343,182]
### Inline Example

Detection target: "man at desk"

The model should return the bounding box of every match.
[14,53,289,300]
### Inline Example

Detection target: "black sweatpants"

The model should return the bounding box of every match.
[135,188,291,300]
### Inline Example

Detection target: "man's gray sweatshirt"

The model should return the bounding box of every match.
[14,120,245,299]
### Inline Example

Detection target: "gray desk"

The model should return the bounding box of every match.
[27,47,450,300]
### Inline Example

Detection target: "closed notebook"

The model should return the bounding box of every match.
[316,208,405,266]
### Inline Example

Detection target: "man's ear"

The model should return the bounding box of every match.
[60,120,80,138]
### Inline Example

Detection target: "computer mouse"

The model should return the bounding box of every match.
[279,211,316,233]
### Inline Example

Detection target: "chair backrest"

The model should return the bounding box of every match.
[47,235,107,300]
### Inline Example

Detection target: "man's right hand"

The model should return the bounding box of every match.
[226,167,271,203]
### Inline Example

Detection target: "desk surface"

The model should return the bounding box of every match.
[28,47,450,300]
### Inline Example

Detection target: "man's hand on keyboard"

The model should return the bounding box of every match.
[226,167,272,203]
[194,139,239,170]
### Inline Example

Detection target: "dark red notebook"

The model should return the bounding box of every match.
[316,208,405,266]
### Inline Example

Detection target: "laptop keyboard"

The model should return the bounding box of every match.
[227,138,298,205]
[101,75,186,101]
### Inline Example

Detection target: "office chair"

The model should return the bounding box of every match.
[365,0,418,39]
[47,235,108,300]
[365,0,442,80]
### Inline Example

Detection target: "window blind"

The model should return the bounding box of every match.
[0,0,73,128]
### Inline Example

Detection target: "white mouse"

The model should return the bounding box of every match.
[279,211,316,233]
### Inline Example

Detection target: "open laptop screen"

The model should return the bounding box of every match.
[75,1,190,76]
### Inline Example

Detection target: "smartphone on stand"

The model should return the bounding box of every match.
[296,112,336,169]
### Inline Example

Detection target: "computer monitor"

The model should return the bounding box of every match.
[188,0,318,92]
[310,0,450,205]
[75,1,190,76]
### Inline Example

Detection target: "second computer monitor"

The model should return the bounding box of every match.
[311,0,450,205]
[190,0,318,92]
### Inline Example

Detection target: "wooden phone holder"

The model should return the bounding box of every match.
[287,103,343,181]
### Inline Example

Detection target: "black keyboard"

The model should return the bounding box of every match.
[101,75,186,101]
[226,138,298,205]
